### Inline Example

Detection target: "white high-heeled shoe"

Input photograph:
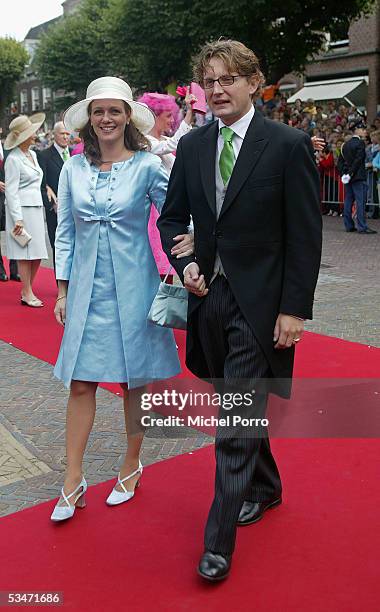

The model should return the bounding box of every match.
[50,476,87,522]
[106,461,143,506]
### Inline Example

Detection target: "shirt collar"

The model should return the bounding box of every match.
[54,142,68,155]
[218,105,255,140]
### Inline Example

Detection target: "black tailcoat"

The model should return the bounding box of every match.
[158,111,322,397]
[36,145,63,250]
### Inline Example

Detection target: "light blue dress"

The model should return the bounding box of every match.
[54,152,181,388]
[72,172,128,382]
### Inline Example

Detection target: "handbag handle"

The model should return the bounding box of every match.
[162,266,173,283]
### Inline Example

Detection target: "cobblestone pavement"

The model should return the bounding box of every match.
[306,217,380,347]
[0,216,379,517]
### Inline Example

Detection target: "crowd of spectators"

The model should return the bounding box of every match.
[2,92,380,219]
[257,93,380,217]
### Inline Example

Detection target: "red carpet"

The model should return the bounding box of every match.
[1,262,379,438]
[1,262,380,378]
[1,261,379,610]
[0,441,379,611]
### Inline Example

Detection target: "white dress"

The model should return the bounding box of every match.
[4,147,48,260]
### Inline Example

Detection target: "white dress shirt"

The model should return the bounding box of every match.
[184,105,255,278]
[216,105,255,162]
[54,142,70,160]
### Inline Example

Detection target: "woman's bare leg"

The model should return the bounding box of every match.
[115,385,146,492]
[62,380,98,498]
[18,260,33,301]
[30,259,41,287]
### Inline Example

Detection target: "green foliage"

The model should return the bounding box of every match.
[105,0,193,90]
[186,0,376,82]
[35,0,113,100]
[36,0,377,100]
[0,38,28,113]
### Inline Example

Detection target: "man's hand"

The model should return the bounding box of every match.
[311,136,325,152]
[0,181,5,193]
[273,314,304,349]
[171,233,194,258]
[184,262,208,297]
[46,186,58,212]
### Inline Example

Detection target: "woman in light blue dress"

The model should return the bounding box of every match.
[51,77,194,521]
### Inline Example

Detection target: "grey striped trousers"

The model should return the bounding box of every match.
[196,276,282,555]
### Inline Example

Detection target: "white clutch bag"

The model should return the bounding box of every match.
[12,227,32,247]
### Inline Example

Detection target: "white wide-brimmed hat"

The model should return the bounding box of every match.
[4,113,46,150]
[63,77,155,134]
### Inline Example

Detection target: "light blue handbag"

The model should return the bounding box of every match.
[147,268,188,330]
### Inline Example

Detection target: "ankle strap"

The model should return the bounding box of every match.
[61,479,85,507]
[117,465,142,493]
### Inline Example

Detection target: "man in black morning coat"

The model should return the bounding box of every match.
[37,122,71,265]
[158,40,322,582]
[339,121,377,234]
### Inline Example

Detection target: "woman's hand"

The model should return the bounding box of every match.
[183,86,197,124]
[13,220,24,236]
[171,233,194,258]
[185,87,197,112]
[54,296,67,326]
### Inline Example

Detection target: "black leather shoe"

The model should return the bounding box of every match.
[345,227,357,232]
[10,274,21,281]
[197,550,231,582]
[237,497,282,526]
[358,228,377,234]
[0,273,8,281]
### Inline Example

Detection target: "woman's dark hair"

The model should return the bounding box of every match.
[80,101,151,165]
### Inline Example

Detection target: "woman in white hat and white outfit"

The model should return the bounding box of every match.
[51,77,193,521]
[4,113,48,306]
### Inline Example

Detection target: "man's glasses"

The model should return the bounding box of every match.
[203,75,250,90]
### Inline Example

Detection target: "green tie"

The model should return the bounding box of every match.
[219,127,235,185]
[62,149,70,162]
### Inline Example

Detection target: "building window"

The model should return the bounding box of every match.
[42,87,52,109]
[20,90,28,113]
[31,87,40,111]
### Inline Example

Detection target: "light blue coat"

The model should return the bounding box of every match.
[54,151,181,388]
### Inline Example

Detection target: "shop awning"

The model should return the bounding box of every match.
[287,77,368,103]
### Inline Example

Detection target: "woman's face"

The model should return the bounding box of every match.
[90,99,130,145]
[156,111,173,135]
[21,134,36,148]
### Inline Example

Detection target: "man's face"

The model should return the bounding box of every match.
[356,128,367,139]
[203,57,258,126]
[54,127,70,148]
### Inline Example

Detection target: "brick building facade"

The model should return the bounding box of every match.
[279,4,380,121]
[305,4,380,121]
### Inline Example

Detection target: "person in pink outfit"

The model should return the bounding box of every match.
[138,91,195,274]
[71,140,84,156]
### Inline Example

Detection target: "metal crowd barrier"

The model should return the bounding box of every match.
[320,170,379,208]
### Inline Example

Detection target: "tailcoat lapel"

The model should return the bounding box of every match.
[220,111,269,219]
[51,145,64,170]
[199,121,218,215]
